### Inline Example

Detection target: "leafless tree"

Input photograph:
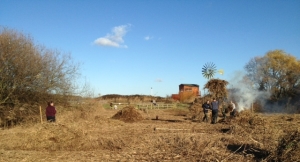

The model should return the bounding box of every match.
[0,27,80,106]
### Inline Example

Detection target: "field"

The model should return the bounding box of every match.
[0,100,299,162]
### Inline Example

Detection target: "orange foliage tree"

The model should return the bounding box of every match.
[245,50,300,100]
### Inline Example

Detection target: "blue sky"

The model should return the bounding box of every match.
[1,0,300,97]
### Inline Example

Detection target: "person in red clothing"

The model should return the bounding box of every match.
[46,101,56,122]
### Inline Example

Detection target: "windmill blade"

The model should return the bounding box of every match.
[218,69,224,75]
[202,62,217,79]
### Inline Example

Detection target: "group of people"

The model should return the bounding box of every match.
[45,99,237,124]
[201,98,236,124]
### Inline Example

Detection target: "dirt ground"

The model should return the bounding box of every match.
[0,103,299,162]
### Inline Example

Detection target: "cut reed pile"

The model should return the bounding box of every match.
[111,106,143,123]
[220,110,300,161]
[270,130,300,161]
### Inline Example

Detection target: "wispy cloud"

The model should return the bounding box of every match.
[155,78,162,82]
[94,24,130,48]
[144,35,153,41]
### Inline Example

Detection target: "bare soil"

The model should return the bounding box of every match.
[0,102,299,162]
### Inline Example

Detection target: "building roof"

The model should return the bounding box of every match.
[179,84,199,87]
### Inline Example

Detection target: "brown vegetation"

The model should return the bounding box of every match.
[0,100,299,161]
[111,106,144,123]
[0,28,81,127]
[204,79,229,100]
[98,94,170,103]
[179,91,196,103]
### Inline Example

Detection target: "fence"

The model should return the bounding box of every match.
[107,102,177,110]
[136,103,176,109]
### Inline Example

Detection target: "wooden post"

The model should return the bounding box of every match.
[39,106,43,124]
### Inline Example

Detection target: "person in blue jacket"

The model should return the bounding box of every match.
[211,98,219,124]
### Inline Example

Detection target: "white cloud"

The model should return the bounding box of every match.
[144,35,153,41]
[94,25,130,48]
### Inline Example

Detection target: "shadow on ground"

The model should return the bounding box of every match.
[227,144,270,161]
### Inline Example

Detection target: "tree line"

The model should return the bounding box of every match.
[245,50,300,101]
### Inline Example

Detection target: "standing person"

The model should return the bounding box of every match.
[152,99,156,106]
[211,98,219,124]
[230,101,236,117]
[46,101,56,122]
[202,100,211,122]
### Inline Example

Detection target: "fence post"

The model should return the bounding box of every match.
[39,106,43,124]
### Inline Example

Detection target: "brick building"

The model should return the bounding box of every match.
[172,84,201,100]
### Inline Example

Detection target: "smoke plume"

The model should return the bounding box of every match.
[228,71,270,112]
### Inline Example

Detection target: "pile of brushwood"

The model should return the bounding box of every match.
[111,106,144,123]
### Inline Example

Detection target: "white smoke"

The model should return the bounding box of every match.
[228,71,270,112]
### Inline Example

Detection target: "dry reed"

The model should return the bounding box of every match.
[0,100,299,161]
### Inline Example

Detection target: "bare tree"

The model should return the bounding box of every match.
[0,27,80,106]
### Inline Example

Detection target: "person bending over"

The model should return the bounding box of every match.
[202,100,211,122]
[230,101,237,117]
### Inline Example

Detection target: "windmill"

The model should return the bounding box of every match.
[202,62,217,79]
[202,62,217,96]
